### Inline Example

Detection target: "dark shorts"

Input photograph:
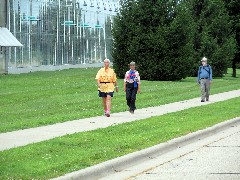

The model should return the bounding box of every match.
[98,91,114,97]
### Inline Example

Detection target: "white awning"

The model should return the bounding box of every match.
[0,27,23,47]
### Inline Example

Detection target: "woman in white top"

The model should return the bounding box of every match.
[123,61,140,114]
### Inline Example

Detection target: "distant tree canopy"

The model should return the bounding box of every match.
[223,0,240,77]
[112,0,195,81]
[112,0,237,80]
[189,0,237,77]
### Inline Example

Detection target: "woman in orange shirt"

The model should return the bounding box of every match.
[96,59,118,117]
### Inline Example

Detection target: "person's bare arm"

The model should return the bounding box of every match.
[124,82,126,92]
[114,81,119,92]
[97,79,100,88]
[137,83,140,93]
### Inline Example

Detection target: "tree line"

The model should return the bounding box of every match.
[112,0,240,81]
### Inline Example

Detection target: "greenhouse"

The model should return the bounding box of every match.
[0,0,119,73]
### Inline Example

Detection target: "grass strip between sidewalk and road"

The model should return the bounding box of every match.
[0,68,240,133]
[0,97,240,179]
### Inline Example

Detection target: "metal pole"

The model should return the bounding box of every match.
[0,0,7,27]
[59,0,61,65]
[103,25,107,59]
[99,28,101,61]
[68,6,70,64]
[83,10,86,64]
[63,2,66,65]
[29,0,32,66]
[56,0,60,65]
[13,0,17,67]
[0,0,8,73]
[19,0,23,65]
[73,0,76,64]
[80,9,82,63]
[95,27,97,62]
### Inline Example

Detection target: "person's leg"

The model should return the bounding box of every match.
[105,95,112,117]
[130,88,138,112]
[205,80,210,101]
[200,79,206,102]
[126,87,132,110]
[102,97,107,114]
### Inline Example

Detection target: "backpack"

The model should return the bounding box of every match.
[200,65,211,76]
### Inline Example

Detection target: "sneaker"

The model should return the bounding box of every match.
[206,99,209,101]
[201,100,205,102]
[105,111,110,117]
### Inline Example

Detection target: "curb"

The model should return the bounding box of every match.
[52,117,240,180]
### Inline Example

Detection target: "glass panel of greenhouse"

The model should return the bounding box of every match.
[7,0,119,68]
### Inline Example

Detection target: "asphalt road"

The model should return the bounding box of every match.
[127,123,240,180]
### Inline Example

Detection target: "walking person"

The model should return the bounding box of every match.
[124,61,141,114]
[96,59,118,117]
[197,57,212,102]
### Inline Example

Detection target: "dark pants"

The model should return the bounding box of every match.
[126,83,138,111]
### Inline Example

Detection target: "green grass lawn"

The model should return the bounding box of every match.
[0,68,239,133]
[0,97,240,179]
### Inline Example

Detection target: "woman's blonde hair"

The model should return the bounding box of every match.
[104,59,110,63]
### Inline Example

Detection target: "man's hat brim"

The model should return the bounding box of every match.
[129,62,136,66]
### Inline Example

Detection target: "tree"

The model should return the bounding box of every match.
[188,0,237,77]
[223,0,240,77]
[112,0,195,81]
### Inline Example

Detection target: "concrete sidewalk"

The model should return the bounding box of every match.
[0,89,240,151]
